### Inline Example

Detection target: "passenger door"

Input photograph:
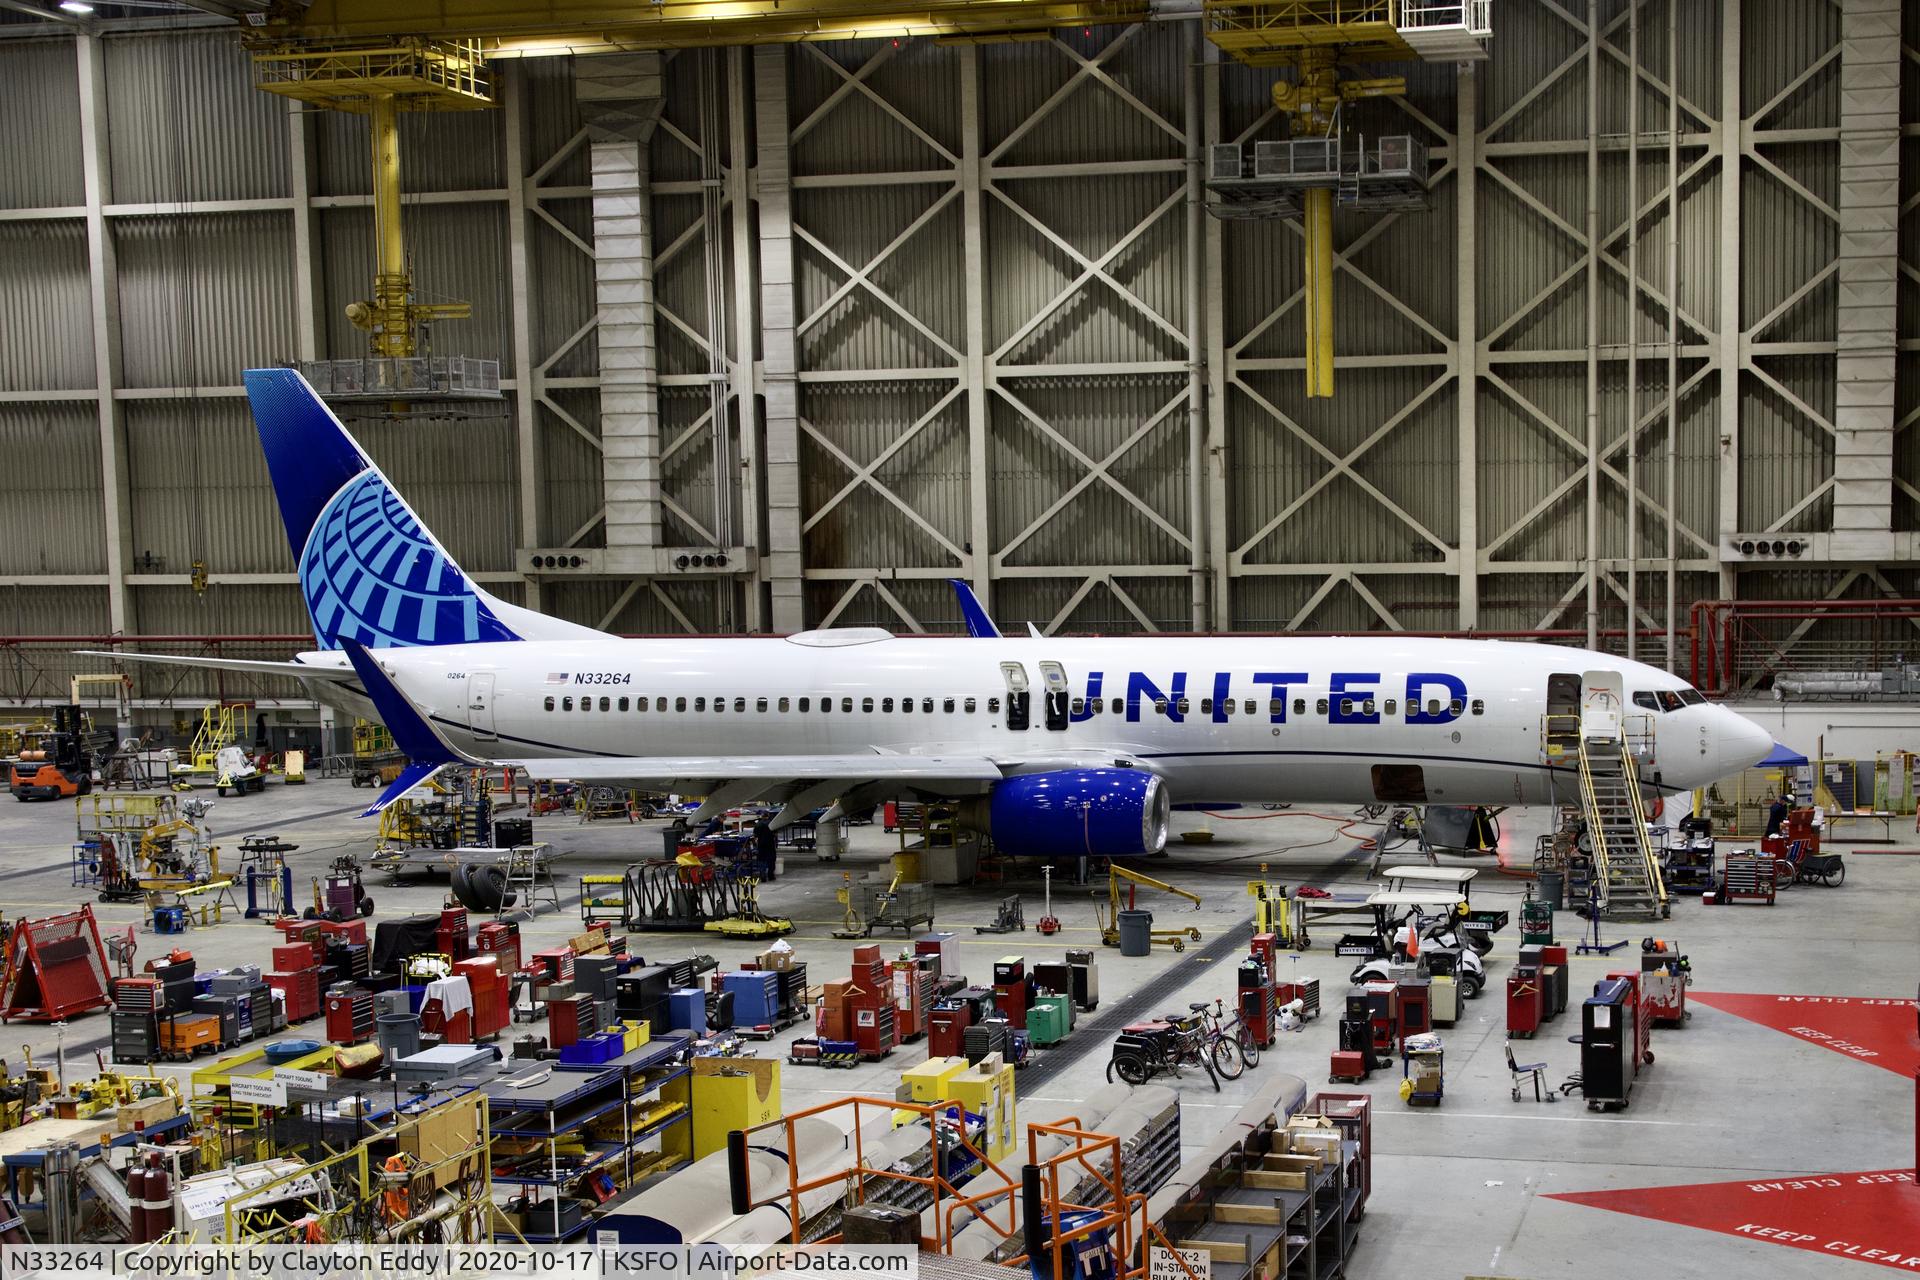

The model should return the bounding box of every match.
[1038,661,1070,731]
[466,672,497,741]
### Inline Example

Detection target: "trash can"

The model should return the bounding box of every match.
[1538,871,1564,910]
[377,1012,421,1062]
[1116,909,1154,957]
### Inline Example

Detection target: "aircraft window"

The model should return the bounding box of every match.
[1362,699,1376,716]
[842,698,853,712]
[675,697,687,712]
[863,698,875,713]
[1200,698,1212,715]
[757,698,769,712]
[656,697,667,712]
[714,699,724,714]
[964,698,976,713]
[636,697,647,712]
[1449,699,1464,716]
[798,697,809,712]
[1154,699,1168,715]
[943,698,955,713]
[882,698,894,713]
[1111,698,1123,714]
[581,699,591,713]
[1470,699,1484,716]
[1660,691,1684,712]
[1340,699,1353,716]
[1073,698,1086,715]
[695,697,706,712]
[988,697,1001,713]
[1270,699,1283,716]
[1244,700,1256,715]
[1428,698,1441,716]
[903,697,914,713]
[562,697,573,711]
[1316,698,1329,715]
[734,697,746,713]
[1384,699,1396,716]
[544,696,554,712]
[617,697,628,712]
[599,697,610,711]
[1177,698,1191,715]
[1293,698,1306,715]
[776,698,787,713]
[1632,691,1659,711]
[1678,688,1705,706]
[923,698,934,713]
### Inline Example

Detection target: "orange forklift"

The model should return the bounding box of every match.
[9,706,94,801]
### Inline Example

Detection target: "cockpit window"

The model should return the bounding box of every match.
[1632,691,1659,712]
[1632,690,1687,713]
[1678,688,1705,706]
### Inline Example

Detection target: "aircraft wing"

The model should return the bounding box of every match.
[506,755,1005,788]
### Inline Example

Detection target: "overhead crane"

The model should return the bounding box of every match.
[1201,0,1492,396]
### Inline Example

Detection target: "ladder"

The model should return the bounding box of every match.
[497,842,558,920]
[1577,737,1669,921]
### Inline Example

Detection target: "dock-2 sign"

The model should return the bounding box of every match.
[1149,1247,1211,1280]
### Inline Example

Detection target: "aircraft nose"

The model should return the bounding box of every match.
[1717,708,1773,774]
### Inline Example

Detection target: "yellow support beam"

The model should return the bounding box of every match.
[256,0,1150,53]
[1302,187,1333,398]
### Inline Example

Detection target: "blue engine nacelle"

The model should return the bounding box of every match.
[977,769,1171,858]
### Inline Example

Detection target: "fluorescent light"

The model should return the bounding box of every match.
[59,1,95,12]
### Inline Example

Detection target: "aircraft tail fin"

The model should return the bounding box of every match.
[948,579,1001,638]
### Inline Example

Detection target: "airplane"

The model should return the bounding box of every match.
[86,369,1775,859]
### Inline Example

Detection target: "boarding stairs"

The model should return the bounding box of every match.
[1578,738,1668,921]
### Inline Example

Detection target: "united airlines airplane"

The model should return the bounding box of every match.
[90,370,1773,859]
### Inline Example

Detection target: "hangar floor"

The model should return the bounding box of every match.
[2,779,1914,1278]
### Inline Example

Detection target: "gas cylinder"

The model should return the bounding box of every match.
[142,1154,172,1242]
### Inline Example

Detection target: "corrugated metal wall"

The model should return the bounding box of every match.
[0,1,1911,711]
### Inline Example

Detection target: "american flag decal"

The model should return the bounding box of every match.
[546,672,570,684]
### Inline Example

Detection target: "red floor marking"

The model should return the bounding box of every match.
[1690,991,1920,1076]
[1547,1170,1920,1271]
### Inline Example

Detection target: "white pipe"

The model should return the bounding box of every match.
[1186,21,1207,633]
[1585,0,1600,650]
[1626,0,1638,660]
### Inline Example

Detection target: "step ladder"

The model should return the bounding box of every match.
[1578,737,1668,921]
[497,842,559,921]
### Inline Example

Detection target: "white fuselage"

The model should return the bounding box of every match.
[324,632,1772,807]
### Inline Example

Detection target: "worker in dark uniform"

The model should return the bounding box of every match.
[1765,793,1790,837]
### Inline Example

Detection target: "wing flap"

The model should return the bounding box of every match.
[506,755,1005,786]
[76,650,356,681]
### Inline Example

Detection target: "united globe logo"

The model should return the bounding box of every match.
[299,470,485,648]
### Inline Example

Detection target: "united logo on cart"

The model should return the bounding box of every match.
[1690,992,1920,1076]
[1548,1170,1920,1271]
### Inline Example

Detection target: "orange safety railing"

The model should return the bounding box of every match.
[938,1119,1206,1280]
[732,1095,1014,1249]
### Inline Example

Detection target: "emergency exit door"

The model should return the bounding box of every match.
[1038,661,1070,731]
[466,672,497,741]
[1001,662,1030,731]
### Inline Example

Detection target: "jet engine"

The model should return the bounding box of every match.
[962,768,1170,858]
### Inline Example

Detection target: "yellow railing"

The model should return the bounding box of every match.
[1615,741,1668,914]
[1575,744,1612,908]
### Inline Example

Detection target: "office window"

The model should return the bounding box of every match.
[882,698,894,713]
[675,697,687,712]
[964,697,976,713]
[544,696,554,711]
[562,697,574,711]
[862,698,875,713]
[617,697,628,712]
[1470,699,1484,716]
[757,697,769,712]
[943,698,955,713]
[988,697,1000,713]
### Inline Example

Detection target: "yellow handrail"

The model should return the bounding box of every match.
[1575,744,1612,908]
[1616,740,1669,914]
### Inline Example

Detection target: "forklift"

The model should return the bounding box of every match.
[8,706,94,801]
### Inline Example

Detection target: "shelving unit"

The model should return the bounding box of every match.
[485,1033,691,1241]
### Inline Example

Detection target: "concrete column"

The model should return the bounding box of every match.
[77,35,132,648]
[754,47,804,634]
[1831,0,1901,558]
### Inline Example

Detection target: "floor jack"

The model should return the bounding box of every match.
[1037,865,1061,936]
[1575,883,1628,956]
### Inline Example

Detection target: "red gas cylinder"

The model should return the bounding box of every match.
[125,1164,150,1242]
[143,1155,173,1242]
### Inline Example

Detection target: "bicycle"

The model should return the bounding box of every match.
[1105,1008,1222,1091]
[1210,997,1261,1070]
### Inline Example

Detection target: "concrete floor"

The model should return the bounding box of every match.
[2,778,1915,1278]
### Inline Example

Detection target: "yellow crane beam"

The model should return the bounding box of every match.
[253,0,1151,53]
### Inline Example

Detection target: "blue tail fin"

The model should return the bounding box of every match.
[949,579,1001,638]
[243,368,520,650]
[338,638,476,815]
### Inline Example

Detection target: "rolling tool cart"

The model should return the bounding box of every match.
[1401,1033,1444,1106]
[1719,853,1777,905]
[1639,940,1691,1026]
[1580,977,1637,1110]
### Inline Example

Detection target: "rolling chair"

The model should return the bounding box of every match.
[1506,1041,1555,1102]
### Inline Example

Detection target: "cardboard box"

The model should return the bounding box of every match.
[758,949,795,972]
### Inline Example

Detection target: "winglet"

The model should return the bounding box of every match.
[948,579,1001,638]
[338,638,480,816]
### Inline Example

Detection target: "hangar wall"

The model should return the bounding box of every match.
[0,0,1915,711]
